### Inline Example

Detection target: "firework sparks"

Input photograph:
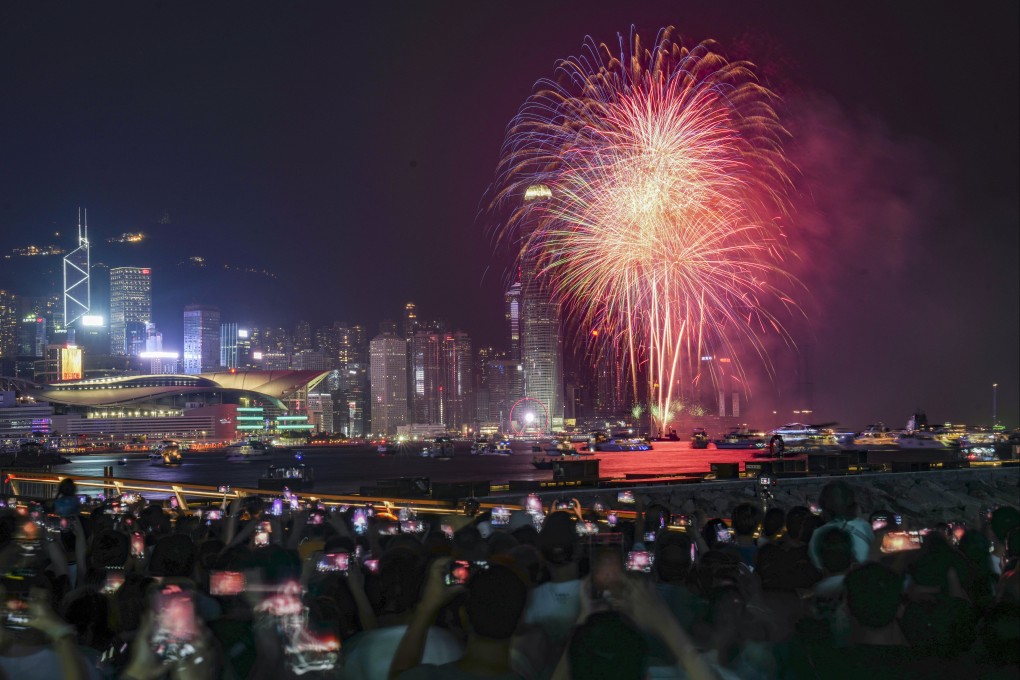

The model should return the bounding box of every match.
[495,27,798,433]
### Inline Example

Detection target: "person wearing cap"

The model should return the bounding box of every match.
[523,511,582,655]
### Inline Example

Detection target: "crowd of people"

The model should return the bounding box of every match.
[0,477,1017,679]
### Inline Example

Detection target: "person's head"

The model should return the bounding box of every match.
[90,529,130,571]
[507,544,543,586]
[537,511,579,566]
[487,530,519,557]
[818,480,857,521]
[990,506,1020,544]
[784,506,811,541]
[979,602,1020,667]
[568,611,648,680]
[844,563,903,629]
[814,527,854,575]
[57,478,77,497]
[453,525,488,562]
[148,534,196,578]
[377,546,426,615]
[762,507,785,538]
[654,531,693,583]
[701,519,731,550]
[463,564,528,640]
[800,514,824,544]
[731,503,762,537]
[1003,526,1020,573]
[901,596,977,659]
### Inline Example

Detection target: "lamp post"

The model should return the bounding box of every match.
[992,383,998,428]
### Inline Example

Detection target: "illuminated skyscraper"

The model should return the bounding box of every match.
[440,331,473,432]
[220,322,239,369]
[109,267,152,355]
[0,290,17,359]
[183,305,220,374]
[63,209,90,329]
[411,330,442,425]
[520,185,563,431]
[505,281,522,364]
[369,331,407,435]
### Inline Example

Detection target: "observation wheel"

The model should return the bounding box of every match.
[509,397,550,436]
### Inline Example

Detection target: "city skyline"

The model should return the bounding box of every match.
[0,3,1016,429]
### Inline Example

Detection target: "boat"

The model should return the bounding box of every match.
[595,438,652,452]
[152,441,183,466]
[225,440,271,463]
[420,437,454,459]
[469,438,489,455]
[851,429,900,448]
[897,430,952,450]
[691,428,710,450]
[258,463,314,491]
[544,439,575,454]
[531,457,556,470]
[479,440,513,456]
[713,428,767,450]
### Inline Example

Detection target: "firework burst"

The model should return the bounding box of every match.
[495,27,798,433]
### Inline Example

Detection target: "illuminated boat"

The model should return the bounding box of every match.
[713,428,768,450]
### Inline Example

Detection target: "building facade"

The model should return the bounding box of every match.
[369,332,407,435]
[109,267,152,355]
[182,305,220,374]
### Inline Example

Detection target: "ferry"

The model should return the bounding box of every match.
[691,428,710,450]
[420,437,454,459]
[225,440,271,463]
[479,440,513,456]
[258,463,314,491]
[153,441,183,466]
[713,428,768,450]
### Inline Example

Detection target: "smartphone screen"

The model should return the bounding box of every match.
[445,559,487,586]
[151,584,198,661]
[626,550,654,573]
[400,520,424,533]
[617,491,635,504]
[131,532,145,558]
[362,558,379,574]
[715,525,732,544]
[353,509,367,535]
[590,536,625,599]
[254,528,270,548]
[316,553,349,574]
[210,570,246,597]
[440,523,454,539]
[101,570,125,594]
[872,518,888,531]
[169,496,179,509]
[644,531,657,543]
[880,531,924,553]
[271,499,283,516]
[3,572,33,629]
[491,508,511,526]
[606,512,618,527]
[525,494,543,514]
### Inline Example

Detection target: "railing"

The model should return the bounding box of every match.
[0,470,529,516]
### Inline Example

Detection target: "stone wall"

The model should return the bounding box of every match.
[490,467,1020,526]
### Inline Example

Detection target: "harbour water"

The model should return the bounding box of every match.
[58,441,764,495]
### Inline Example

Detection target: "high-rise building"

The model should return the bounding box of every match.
[182,305,220,374]
[17,315,47,358]
[505,281,522,364]
[410,329,473,431]
[63,209,90,328]
[411,330,442,425]
[440,331,473,432]
[219,323,251,370]
[369,331,407,435]
[109,267,152,355]
[485,358,520,432]
[293,320,312,352]
[520,217,563,429]
[0,290,17,359]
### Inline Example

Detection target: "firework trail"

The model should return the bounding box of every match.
[495,27,798,433]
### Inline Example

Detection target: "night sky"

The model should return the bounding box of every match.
[1,2,1017,428]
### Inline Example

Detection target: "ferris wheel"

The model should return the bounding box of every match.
[508,397,550,435]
